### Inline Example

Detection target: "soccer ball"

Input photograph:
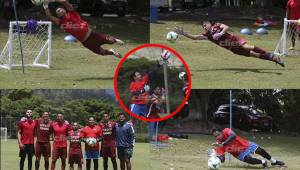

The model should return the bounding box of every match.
[166,31,178,43]
[86,138,97,146]
[208,156,221,170]
[178,72,186,80]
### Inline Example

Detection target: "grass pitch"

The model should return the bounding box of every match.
[0,17,148,89]
[1,139,150,170]
[150,14,300,89]
[150,134,300,170]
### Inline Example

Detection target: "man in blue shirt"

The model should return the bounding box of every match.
[116,113,135,170]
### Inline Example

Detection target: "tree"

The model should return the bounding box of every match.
[188,90,214,121]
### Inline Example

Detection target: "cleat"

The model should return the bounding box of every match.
[288,46,295,50]
[270,53,285,67]
[109,49,122,58]
[263,160,269,169]
[271,160,285,166]
[115,39,124,45]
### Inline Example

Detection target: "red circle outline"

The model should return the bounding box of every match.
[114,44,192,122]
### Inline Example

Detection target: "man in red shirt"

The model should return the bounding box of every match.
[130,72,150,117]
[35,112,52,170]
[69,122,83,170]
[286,0,300,49]
[212,127,285,168]
[43,0,123,58]
[175,21,285,67]
[17,109,37,170]
[50,113,72,170]
[81,116,102,170]
[99,113,117,170]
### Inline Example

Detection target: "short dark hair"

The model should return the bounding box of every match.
[118,112,126,117]
[212,127,222,133]
[202,20,215,25]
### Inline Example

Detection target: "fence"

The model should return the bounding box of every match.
[0,117,18,139]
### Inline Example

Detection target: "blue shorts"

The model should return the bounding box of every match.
[84,150,100,159]
[237,142,259,161]
[130,104,147,117]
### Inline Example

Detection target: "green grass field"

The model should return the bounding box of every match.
[1,139,150,170]
[150,134,300,170]
[0,17,148,89]
[150,17,300,89]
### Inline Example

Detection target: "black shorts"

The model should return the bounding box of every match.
[117,147,133,159]
[19,144,35,158]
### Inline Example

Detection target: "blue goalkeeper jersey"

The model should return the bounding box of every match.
[116,122,135,148]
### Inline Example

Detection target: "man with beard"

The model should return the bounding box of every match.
[17,109,37,170]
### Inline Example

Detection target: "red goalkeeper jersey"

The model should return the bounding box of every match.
[59,10,89,42]
[215,128,250,157]
[81,125,102,151]
[130,74,149,104]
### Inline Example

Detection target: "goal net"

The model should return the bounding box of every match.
[274,18,300,56]
[0,127,7,141]
[0,21,52,70]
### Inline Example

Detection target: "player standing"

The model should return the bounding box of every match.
[81,116,102,170]
[69,122,83,170]
[286,0,300,49]
[43,0,123,58]
[175,21,285,67]
[130,72,150,117]
[212,127,285,168]
[116,113,135,170]
[17,109,37,170]
[50,113,72,170]
[99,113,118,170]
[35,112,52,170]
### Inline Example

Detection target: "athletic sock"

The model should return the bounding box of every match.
[253,46,267,54]
[270,158,276,164]
[35,160,40,170]
[259,53,273,61]
[45,160,49,170]
[262,160,266,164]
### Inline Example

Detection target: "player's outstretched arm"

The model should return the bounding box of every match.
[174,26,207,40]
[56,0,74,11]
[43,1,60,25]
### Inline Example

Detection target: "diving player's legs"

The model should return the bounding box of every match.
[255,147,285,166]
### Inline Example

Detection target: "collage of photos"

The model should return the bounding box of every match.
[0,0,300,170]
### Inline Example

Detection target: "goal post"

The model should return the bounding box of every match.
[274,18,300,56]
[0,127,7,141]
[0,21,52,70]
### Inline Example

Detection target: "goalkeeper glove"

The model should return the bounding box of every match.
[174,26,187,36]
[212,32,225,40]
[144,85,150,92]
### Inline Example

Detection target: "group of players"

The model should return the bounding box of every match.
[17,110,134,170]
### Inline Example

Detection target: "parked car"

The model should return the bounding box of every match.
[212,104,272,131]
[71,0,128,17]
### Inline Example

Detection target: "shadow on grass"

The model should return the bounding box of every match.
[223,164,264,169]
[195,68,283,75]
[75,76,113,82]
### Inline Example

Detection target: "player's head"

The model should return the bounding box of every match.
[202,20,214,31]
[153,86,161,95]
[212,127,223,141]
[42,112,50,122]
[88,116,96,126]
[26,109,33,119]
[72,122,79,131]
[55,6,67,18]
[102,112,110,123]
[56,113,64,123]
[133,72,142,81]
[118,112,126,123]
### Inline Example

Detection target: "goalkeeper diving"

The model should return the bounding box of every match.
[43,0,124,58]
[175,21,285,67]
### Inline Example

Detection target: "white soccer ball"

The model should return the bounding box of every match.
[86,138,97,146]
[166,31,178,43]
[178,72,186,80]
[208,156,221,170]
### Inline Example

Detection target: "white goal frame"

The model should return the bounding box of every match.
[274,18,300,56]
[0,21,52,70]
[0,127,7,141]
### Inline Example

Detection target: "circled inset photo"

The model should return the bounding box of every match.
[114,44,191,122]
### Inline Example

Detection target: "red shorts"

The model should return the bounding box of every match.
[227,36,249,56]
[69,153,83,165]
[82,31,116,55]
[35,142,51,157]
[101,145,116,158]
[52,147,67,160]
